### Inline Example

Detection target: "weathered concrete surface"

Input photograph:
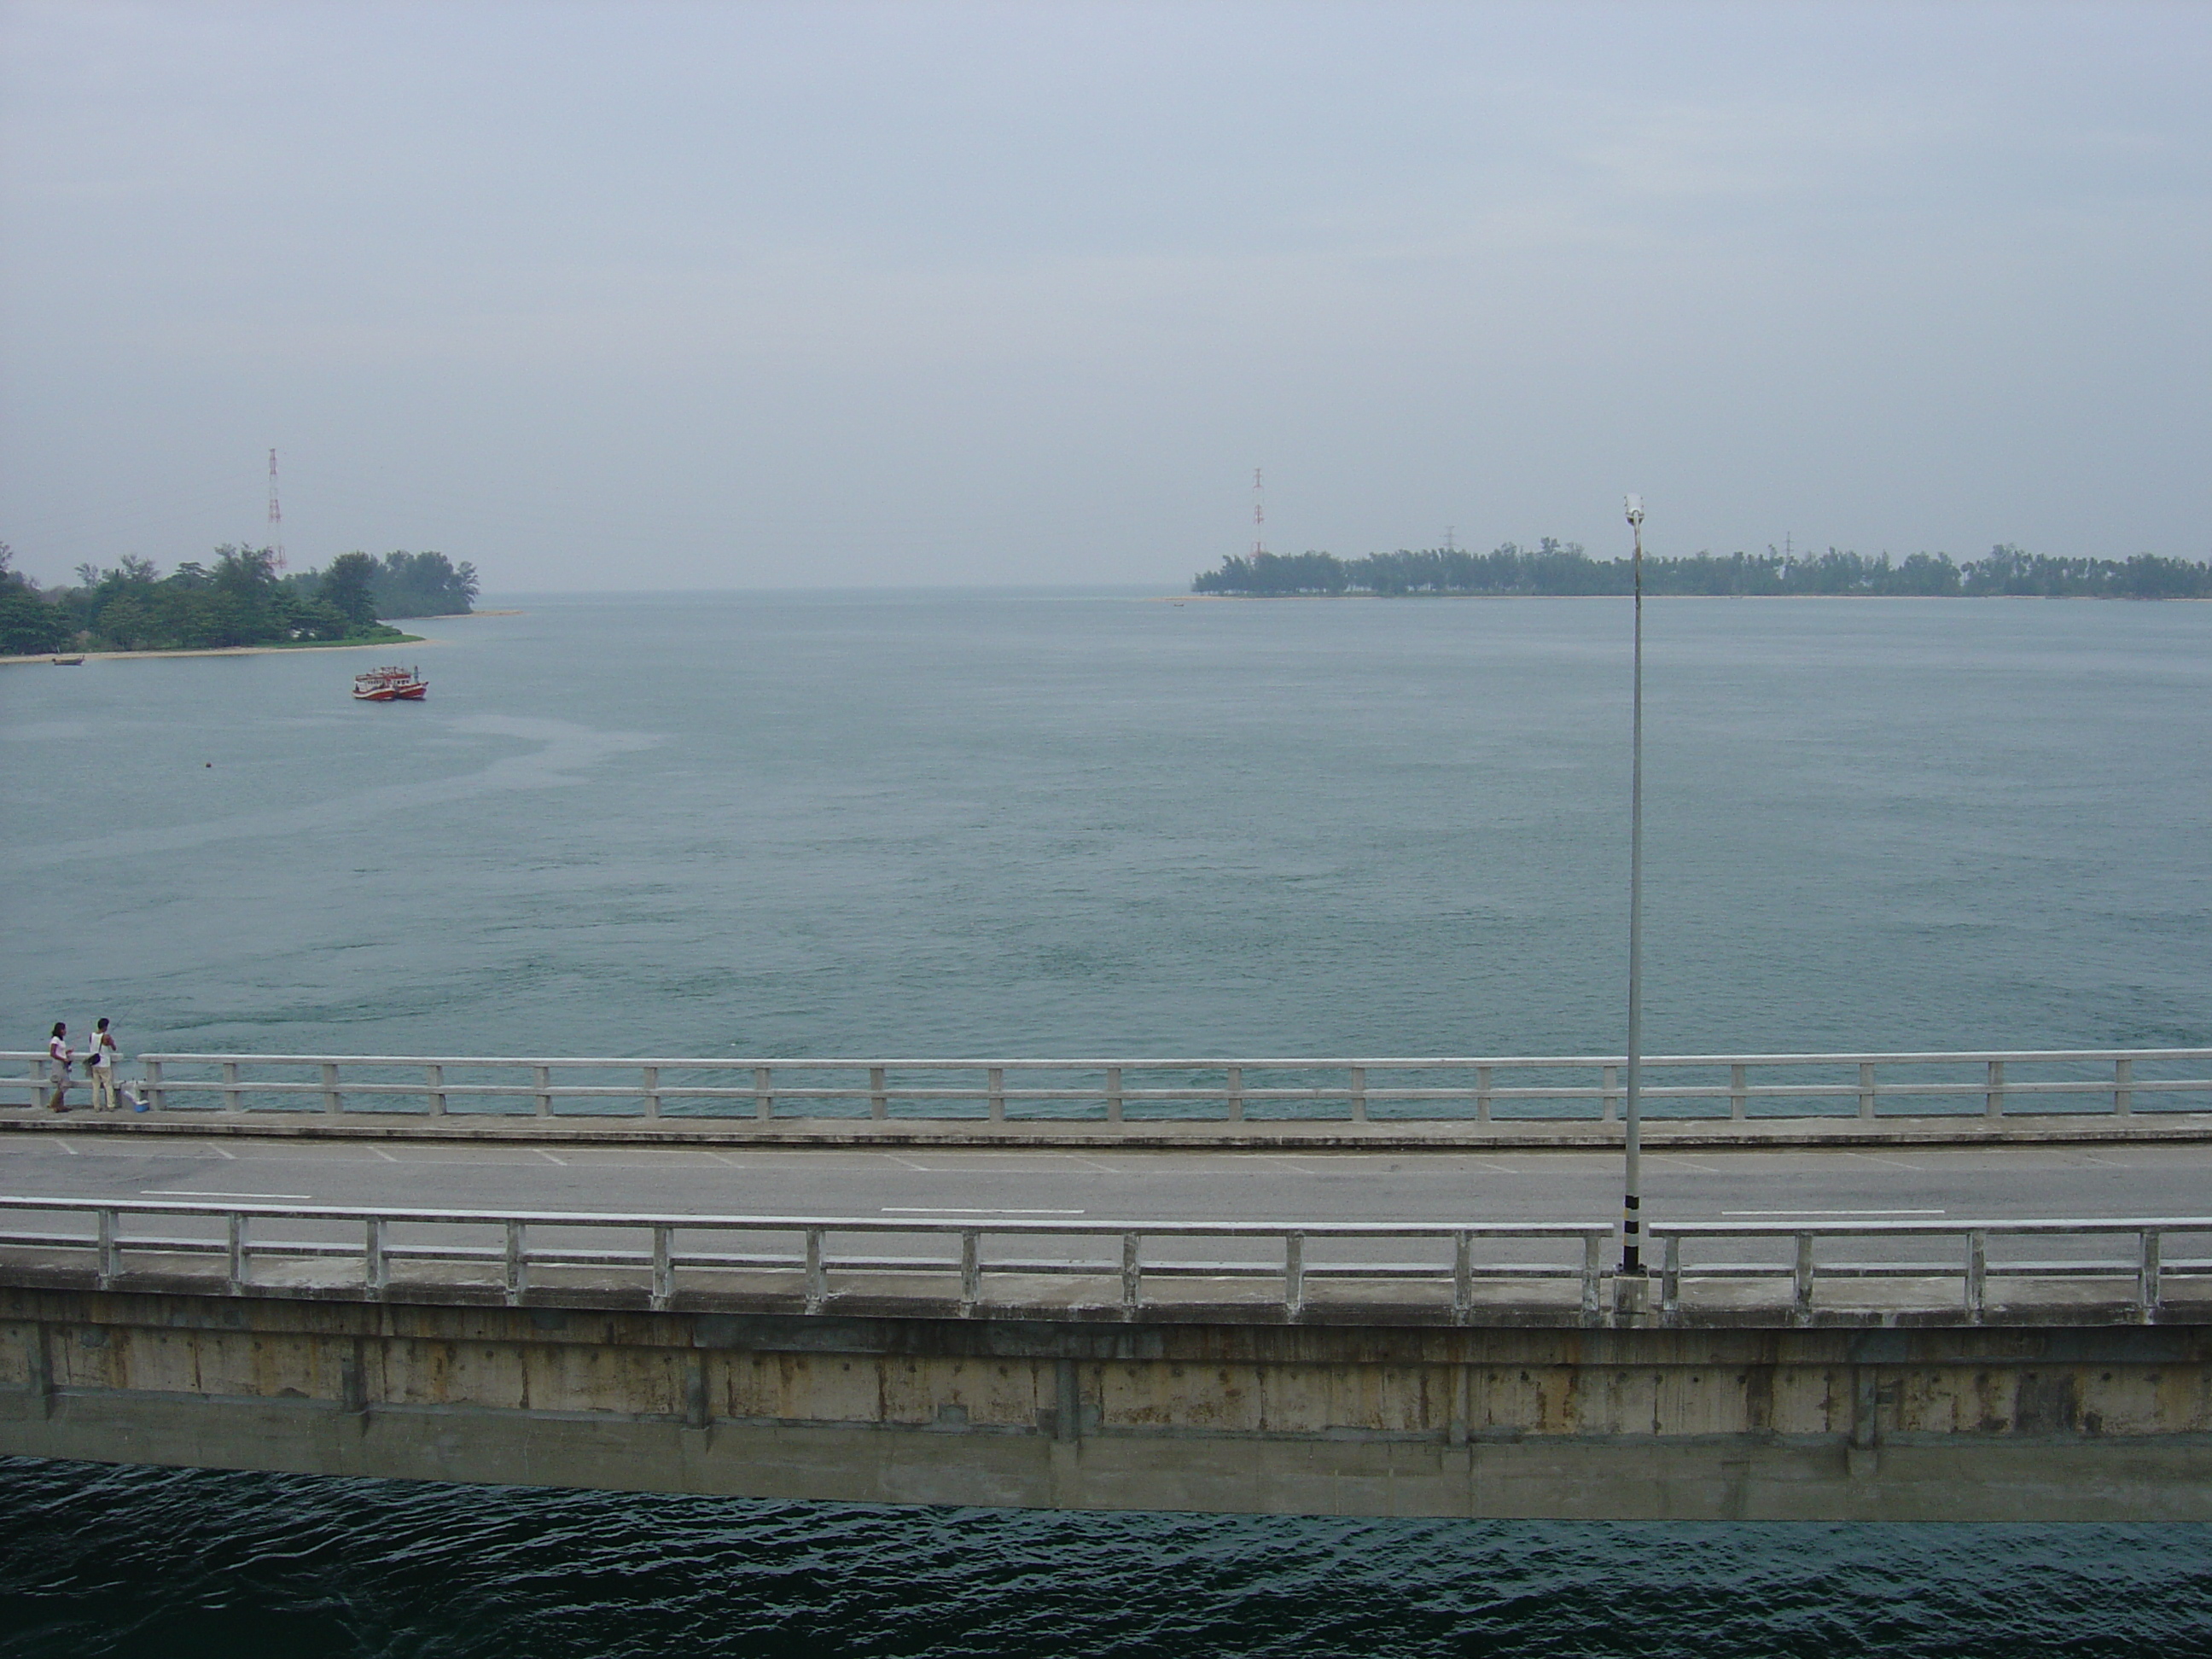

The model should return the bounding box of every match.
[5,1105,2210,1153]
[4,1276,2209,1520]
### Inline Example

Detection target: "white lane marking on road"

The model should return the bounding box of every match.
[535,1150,568,1166]
[56,1140,79,1155]
[882,1207,1086,1216]
[143,1190,313,1200]
[696,1150,744,1167]
[207,1144,236,1159]
[1723,1208,1947,1217]
[1260,1155,1407,1173]
[1841,1150,1924,1171]
[1049,1153,1119,1174]
[2076,1153,2134,1168]
[372,1149,399,1161]
[876,1155,936,1173]
[862,1158,1094,1176]
[1649,1154,1724,1173]
[330,1154,571,1170]
[499,1155,725,1172]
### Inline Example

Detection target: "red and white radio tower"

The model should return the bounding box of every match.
[267,449,287,569]
[1251,466,1266,559]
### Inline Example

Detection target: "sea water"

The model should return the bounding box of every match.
[2,591,2209,1654]
[4,591,2207,1057]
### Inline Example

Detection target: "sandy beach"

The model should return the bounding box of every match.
[0,635,428,667]
[0,610,529,667]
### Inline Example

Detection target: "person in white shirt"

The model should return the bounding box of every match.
[84,1017,119,1111]
[46,1023,73,1114]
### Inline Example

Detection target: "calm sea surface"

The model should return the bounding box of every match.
[4,591,2208,1057]
[3,591,2209,1654]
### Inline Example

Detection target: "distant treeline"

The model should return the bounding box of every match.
[359,550,480,619]
[1192,541,2212,600]
[0,544,477,655]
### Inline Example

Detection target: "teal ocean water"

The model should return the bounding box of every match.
[3,591,2210,1654]
[4,591,2208,1058]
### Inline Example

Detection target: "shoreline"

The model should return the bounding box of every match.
[381,608,524,619]
[1163,591,2212,602]
[0,634,429,667]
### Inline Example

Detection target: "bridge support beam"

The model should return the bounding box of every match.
[3,1283,2209,1522]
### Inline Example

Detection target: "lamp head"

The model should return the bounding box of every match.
[1624,494,1644,527]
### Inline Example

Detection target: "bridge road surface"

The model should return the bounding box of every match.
[0,1133,2199,1222]
[1,1136,2204,1285]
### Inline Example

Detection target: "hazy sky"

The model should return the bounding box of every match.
[2,0,2205,590]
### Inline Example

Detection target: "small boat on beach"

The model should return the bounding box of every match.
[352,665,428,701]
[51,655,84,666]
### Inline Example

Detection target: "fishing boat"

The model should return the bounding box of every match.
[50,655,85,666]
[352,665,428,701]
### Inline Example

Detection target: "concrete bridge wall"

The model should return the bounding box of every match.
[3,1279,2209,1521]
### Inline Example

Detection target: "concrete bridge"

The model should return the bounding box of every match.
[4,1045,2210,1522]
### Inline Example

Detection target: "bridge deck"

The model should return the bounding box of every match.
[0,1129,2202,1225]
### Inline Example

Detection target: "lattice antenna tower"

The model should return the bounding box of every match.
[1252,466,1266,559]
[267,449,287,570]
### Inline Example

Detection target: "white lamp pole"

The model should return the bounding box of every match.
[1621,494,1647,1291]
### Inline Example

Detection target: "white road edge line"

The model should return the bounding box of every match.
[1722,1208,1947,1217]
[882,1207,1086,1216]
[143,1190,313,1200]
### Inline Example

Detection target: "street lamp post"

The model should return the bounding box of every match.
[1621,494,1647,1306]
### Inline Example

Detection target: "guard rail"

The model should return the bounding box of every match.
[1650,1216,2212,1323]
[5,1048,2208,1131]
[4,1196,2207,1329]
[0,1196,1613,1322]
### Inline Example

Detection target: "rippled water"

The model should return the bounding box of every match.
[4,592,2210,1652]
[2,1459,2209,1658]
[3,591,2207,1057]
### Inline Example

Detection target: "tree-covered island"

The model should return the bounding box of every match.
[1193,541,2212,599]
[0,544,479,655]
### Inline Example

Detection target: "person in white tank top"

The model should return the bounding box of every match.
[84,1017,119,1111]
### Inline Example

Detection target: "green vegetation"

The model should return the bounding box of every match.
[0,543,476,655]
[1192,541,2212,599]
[370,550,479,619]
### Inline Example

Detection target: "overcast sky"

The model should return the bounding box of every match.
[1,1,2205,591]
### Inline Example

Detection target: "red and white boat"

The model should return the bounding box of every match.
[352,665,428,701]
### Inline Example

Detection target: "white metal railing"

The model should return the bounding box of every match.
[1650,1217,2212,1324]
[0,1196,1611,1323]
[3,1196,2202,1328]
[3,1048,2207,1130]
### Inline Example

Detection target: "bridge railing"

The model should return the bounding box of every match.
[4,1048,2208,1129]
[4,1196,2205,1328]
[0,1196,1612,1323]
[1650,1217,2212,1324]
